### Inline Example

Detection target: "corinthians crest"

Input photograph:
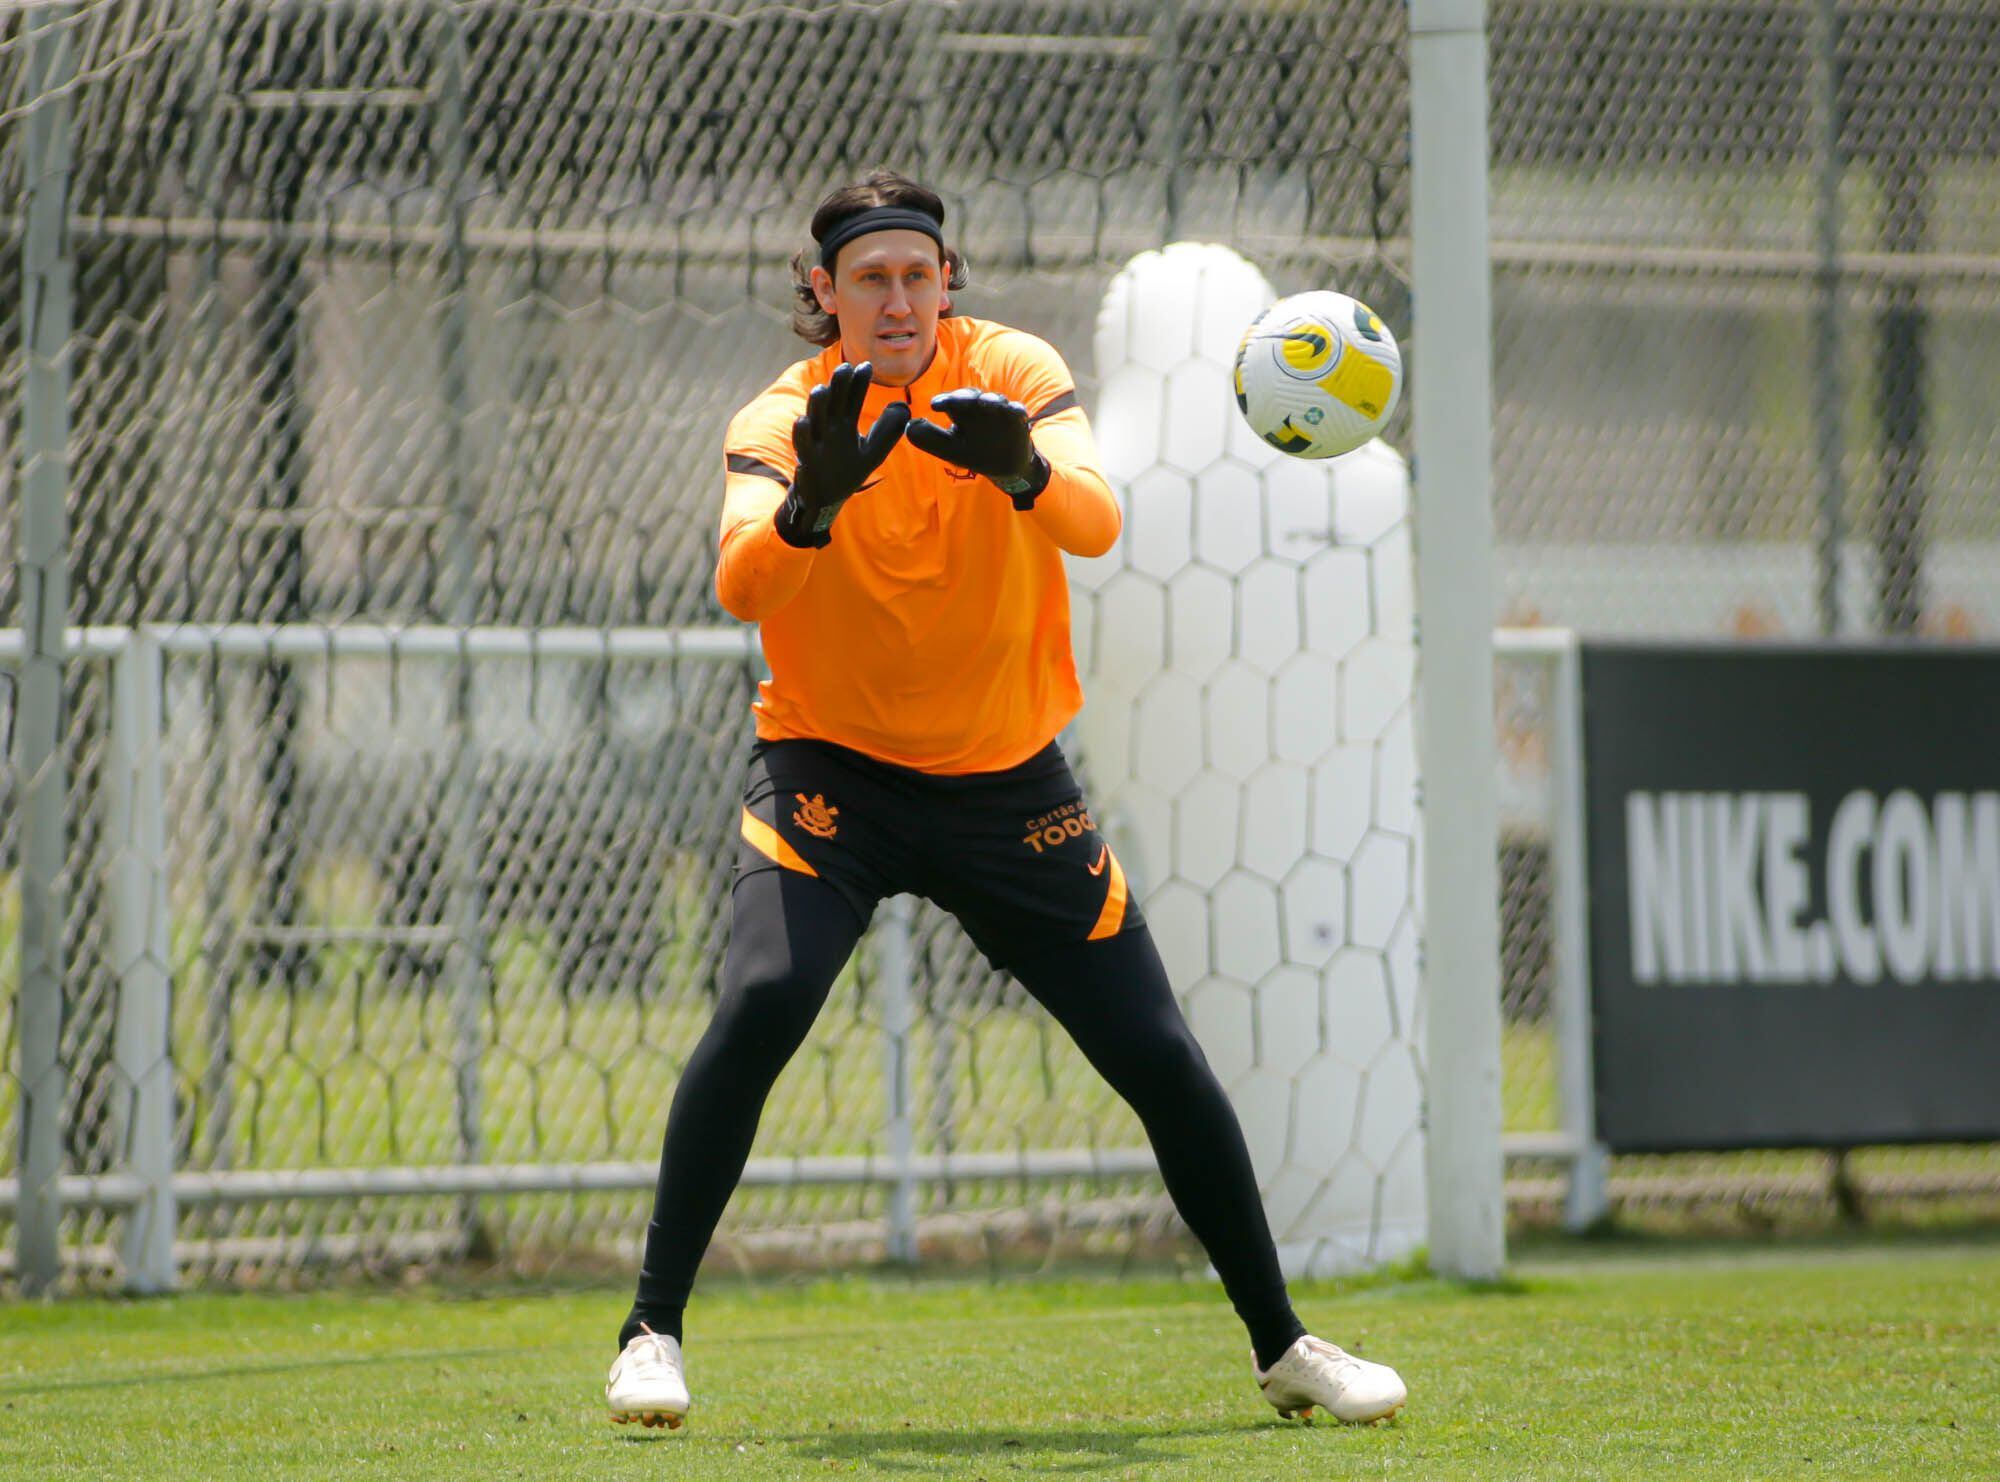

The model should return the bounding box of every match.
[792,792,839,839]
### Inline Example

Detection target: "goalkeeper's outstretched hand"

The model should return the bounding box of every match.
[774,361,911,548]
[906,388,1052,510]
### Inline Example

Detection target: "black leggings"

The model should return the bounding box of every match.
[626,867,1304,1364]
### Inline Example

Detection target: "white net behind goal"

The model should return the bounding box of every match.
[1078,243,1422,1273]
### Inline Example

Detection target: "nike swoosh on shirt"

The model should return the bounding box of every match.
[1087,846,1109,876]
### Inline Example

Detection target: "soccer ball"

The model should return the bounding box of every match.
[1232,290,1402,459]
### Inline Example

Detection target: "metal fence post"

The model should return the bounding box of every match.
[906,0,944,179]
[188,0,237,1180]
[15,2,79,1298]
[1148,0,1187,241]
[1810,0,1847,638]
[435,11,491,1253]
[928,1000,958,1215]
[1551,635,1609,1230]
[108,630,177,1291]
[878,894,918,1264]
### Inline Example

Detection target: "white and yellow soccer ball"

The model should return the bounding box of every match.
[1232,290,1402,459]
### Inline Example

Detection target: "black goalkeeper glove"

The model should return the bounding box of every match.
[905,388,1053,510]
[773,360,911,548]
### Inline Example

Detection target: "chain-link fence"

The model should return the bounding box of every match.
[6,0,1999,1291]
[4,0,1424,1292]
[1487,0,2000,1228]
[1491,0,2000,641]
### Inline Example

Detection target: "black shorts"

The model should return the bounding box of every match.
[733,737,1145,971]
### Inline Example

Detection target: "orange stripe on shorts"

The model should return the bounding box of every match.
[740,806,819,877]
[1087,847,1128,940]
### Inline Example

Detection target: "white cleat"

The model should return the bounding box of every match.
[1255,1334,1407,1424]
[607,1325,691,1430]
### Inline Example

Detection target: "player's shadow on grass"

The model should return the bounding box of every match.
[759,1421,1260,1473]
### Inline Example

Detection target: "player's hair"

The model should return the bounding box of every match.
[791,168,970,346]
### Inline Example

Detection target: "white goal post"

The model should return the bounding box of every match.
[1411,0,1508,1278]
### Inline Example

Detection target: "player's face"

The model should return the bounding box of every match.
[812,230,950,387]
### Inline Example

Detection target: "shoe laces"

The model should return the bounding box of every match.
[1292,1336,1362,1383]
[625,1323,679,1374]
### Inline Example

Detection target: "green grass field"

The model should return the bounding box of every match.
[4,1231,1996,1479]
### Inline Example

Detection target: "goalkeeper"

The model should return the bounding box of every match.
[606,169,1406,1431]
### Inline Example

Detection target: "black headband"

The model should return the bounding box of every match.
[817,206,946,272]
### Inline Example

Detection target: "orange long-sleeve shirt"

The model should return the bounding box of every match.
[717,317,1120,774]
